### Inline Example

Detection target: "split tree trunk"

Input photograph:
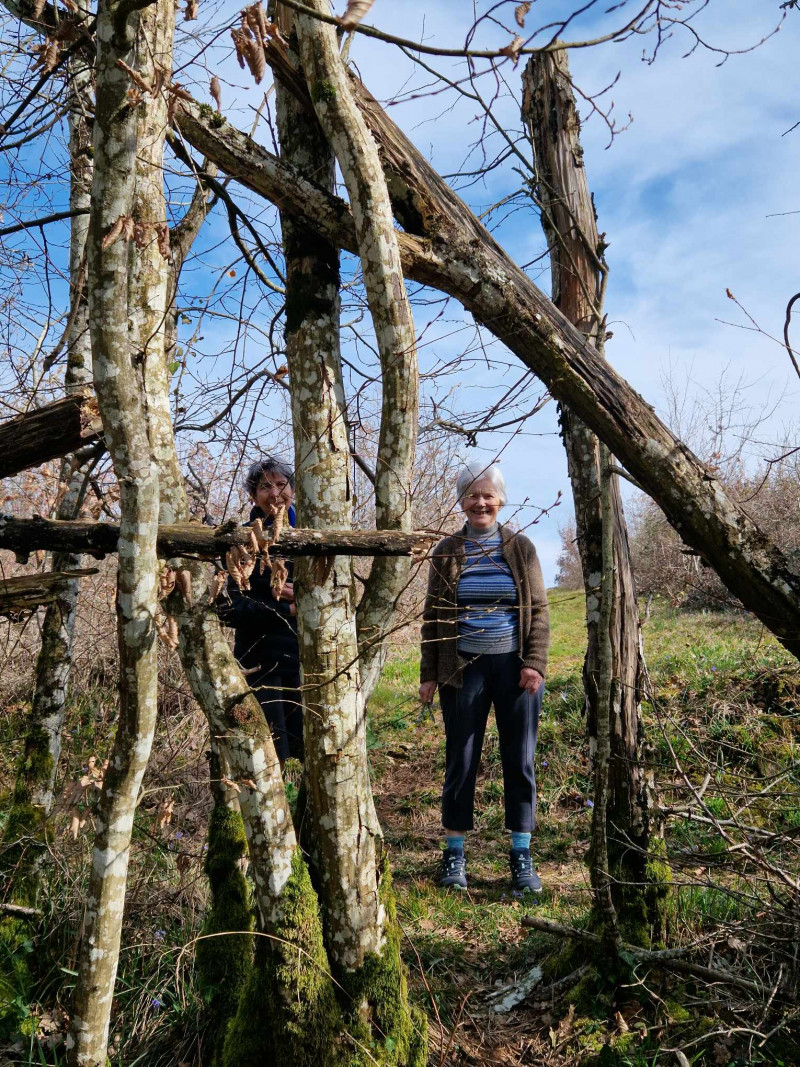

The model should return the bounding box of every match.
[68,0,162,1061]
[268,12,424,1060]
[523,49,658,941]
[175,94,800,662]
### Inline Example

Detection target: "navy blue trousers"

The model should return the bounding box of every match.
[250,667,304,764]
[439,652,541,833]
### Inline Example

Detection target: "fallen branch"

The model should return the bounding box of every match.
[0,514,437,560]
[0,902,42,918]
[520,916,766,996]
[0,392,103,479]
[0,568,99,616]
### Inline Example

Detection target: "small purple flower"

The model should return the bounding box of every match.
[152,997,163,1011]
[584,798,594,809]
[175,831,183,839]
[155,930,165,941]
[541,759,548,768]
[711,666,717,672]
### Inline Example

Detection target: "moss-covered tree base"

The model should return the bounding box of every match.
[336,866,427,1067]
[196,804,253,1066]
[222,849,343,1067]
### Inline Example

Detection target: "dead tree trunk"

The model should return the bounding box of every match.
[0,570,98,616]
[0,394,101,479]
[0,514,434,559]
[524,50,660,943]
[175,95,800,662]
[68,1,162,1061]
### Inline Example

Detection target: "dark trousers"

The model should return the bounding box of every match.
[439,652,541,833]
[251,667,304,764]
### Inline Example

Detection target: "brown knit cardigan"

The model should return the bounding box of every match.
[419,523,550,688]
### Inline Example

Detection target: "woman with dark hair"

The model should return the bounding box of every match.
[419,461,549,892]
[218,456,303,764]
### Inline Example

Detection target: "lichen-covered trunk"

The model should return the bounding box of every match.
[68,2,161,1062]
[294,0,418,707]
[523,49,657,941]
[271,19,424,1062]
[176,91,800,662]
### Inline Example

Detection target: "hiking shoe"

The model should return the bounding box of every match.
[509,848,542,893]
[439,847,467,889]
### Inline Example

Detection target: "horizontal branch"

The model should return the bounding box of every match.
[521,916,765,996]
[0,393,103,480]
[0,568,99,617]
[0,515,438,560]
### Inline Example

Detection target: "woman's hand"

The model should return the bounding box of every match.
[519,668,543,694]
[280,581,295,603]
[419,680,437,705]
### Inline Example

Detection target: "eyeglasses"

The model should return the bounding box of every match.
[257,479,290,492]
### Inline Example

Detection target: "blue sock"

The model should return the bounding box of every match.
[510,831,531,851]
[444,834,465,853]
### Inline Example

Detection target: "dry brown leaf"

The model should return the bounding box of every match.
[32,0,47,17]
[157,795,175,829]
[69,808,86,840]
[226,546,255,591]
[175,568,193,605]
[101,214,135,251]
[116,58,154,95]
[155,221,171,260]
[271,501,285,542]
[209,570,227,599]
[220,776,242,794]
[33,39,59,73]
[498,35,525,67]
[514,2,530,28]
[271,558,289,600]
[209,74,222,112]
[339,0,374,30]
[185,0,198,19]
[158,565,176,599]
[176,852,192,878]
[244,3,269,41]
[239,778,257,790]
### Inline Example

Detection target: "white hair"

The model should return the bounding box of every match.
[455,461,507,506]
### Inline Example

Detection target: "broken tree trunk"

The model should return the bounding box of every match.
[0,514,435,559]
[0,392,101,480]
[524,48,659,943]
[175,92,800,661]
[0,569,98,616]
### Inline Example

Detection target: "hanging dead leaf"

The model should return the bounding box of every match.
[226,546,255,591]
[220,776,242,794]
[239,778,257,790]
[31,0,47,17]
[339,0,374,30]
[271,558,289,600]
[175,568,193,605]
[156,613,179,650]
[101,214,135,250]
[271,502,286,542]
[158,565,176,599]
[155,222,171,260]
[32,38,59,73]
[175,852,192,879]
[244,3,269,42]
[210,74,222,112]
[274,364,288,378]
[209,570,227,599]
[514,2,530,27]
[157,795,175,829]
[126,87,145,108]
[116,58,154,95]
[185,0,198,19]
[498,35,525,67]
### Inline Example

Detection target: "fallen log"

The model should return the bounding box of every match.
[0,568,99,617]
[175,91,800,661]
[0,393,103,480]
[0,514,437,560]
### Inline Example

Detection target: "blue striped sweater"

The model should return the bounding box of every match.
[456,524,519,654]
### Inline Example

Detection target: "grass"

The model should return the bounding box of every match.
[2,593,799,1064]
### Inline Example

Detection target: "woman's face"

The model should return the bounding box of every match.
[461,477,501,530]
[252,471,295,516]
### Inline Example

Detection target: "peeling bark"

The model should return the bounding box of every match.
[68,1,162,1061]
[0,393,101,479]
[524,49,656,940]
[176,95,800,661]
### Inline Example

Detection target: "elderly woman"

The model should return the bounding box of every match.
[419,461,549,892]
[218,456,303,764]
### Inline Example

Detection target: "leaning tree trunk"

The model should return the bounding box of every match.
[524,49,660,943]
[68,1,161,1062]
[175,90,800,662]
[273,12,424,1062]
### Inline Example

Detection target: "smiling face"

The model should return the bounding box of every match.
[252,471,295,516]
[461,477,501,530]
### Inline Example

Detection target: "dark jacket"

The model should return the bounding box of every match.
[420,523,550,688]
[217,504,298,672]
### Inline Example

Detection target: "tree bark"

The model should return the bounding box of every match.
[0,569,97,616]
[175,93,800,662]
[68,1,161,1061]
[523,49,657,941]
[272,20,423,1059]
[0,392,101,479]
[0,514,435,558]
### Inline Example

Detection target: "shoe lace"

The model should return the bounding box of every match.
[443,853,465,874]
[511,851,532,876]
